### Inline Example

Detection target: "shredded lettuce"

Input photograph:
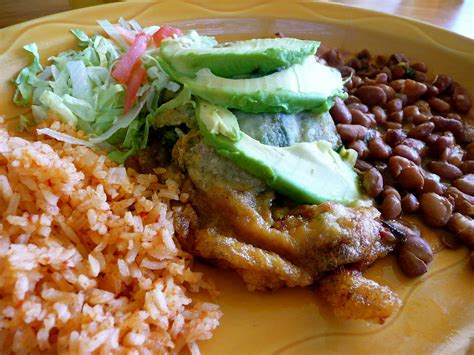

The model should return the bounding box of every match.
[13,19,191,164]
[13,44,43,106]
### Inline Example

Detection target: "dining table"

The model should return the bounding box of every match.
[1,0,474,40]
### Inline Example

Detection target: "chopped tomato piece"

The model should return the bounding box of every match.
[153,26,183,46]
[114,25,136,46]
[124,63,147,114]
[112,33,149,84]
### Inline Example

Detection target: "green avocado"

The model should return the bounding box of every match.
[196,100,361,205]
[159,56,346,114]
[160,31,320,78]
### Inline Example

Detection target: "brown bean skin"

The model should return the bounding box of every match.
[355,160,373,172]
[453,174,474,195]
[388,155,415,177]
[419,193,453,227]
[383,186,401,200]
[428,97,451,113]
[381,194,402,220]
[431,116,464,138]
[386,98,403,113]
[393,145,421,165]
[368,137,392,160]
[465,143,474,161]
[377,84,396,101]
[448,213,474,248]
[408,122,435,140]
[350,109,373,127]
[348,140,370,159]
[403,138,428,158]
[389,111,404,123]
[401,193,420,213]
[330,97,352,124]
[385,129,407,147]
[460,161,474,174]
[398,166,425,190]
[432,74,452,93]
[347,102,369,113]
[451,86,472,113]
[421,175,446,195]
[447,146,465,167]
[344,95,362,105]
[398,237,433,277]
[372,106,387,125]
[402,79,428,101]
[412,113,431,125]
[362,168,384,197]
[356,85,388,107]
[411,62,428,73]
[445,187,474,217]
[428,134,455,156]
[427,161,463,181]
[336,124,368,142]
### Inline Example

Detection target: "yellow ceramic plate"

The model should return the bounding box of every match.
[0,1,473,353]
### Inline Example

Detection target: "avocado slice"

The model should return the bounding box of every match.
[159,56,346,114]
[161,32,320,78]
[235,110,341,148]
[196,100,361,205]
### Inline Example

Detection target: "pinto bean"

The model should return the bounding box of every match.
[428,134,455,156]
[411,62,427,73]
[382,186,400,199]
[432,74,452,93]
[427,161,463,181]
[428,97,451,113]
[453,174,474,195]
[350,109,373,127]
[408,122,435,140]
[356,85,388,107]
[460,161,474,174]
[355,160,373,172]
[419,193,453,227]
[431,116,464,138]
[465,143,474,161]
[372,106,387,125]
[368,137,392,160]
[445,187,474,217]
[421,175,446,195]
[388,156,415,177]
[381,193,402,220]
[377,84,397,101]
[401,193,420,213]
[348,140,370,159]
[393,145,421,165]
[402,79,427,101]
[384,129,407,147]
[389,111,404,123]
[330,97,352,124]
[398,166,424,190]
[448,213,474,248]
[347,103,369,113]
[403,138,428,157]
[447,145,465,167]
[336,124,368,142]
[386,98,403,113]
[398,236,433,277]
[362,168,384,197]
[451,86,472,113]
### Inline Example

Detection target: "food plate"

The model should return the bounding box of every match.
[0,1,473,353]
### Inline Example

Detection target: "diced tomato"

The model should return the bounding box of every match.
[112,33,149,84]
[114,25,136,45]
[153,26,183,46]
[124,63,147,114]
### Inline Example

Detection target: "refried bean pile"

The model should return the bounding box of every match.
[320,47,474,276]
